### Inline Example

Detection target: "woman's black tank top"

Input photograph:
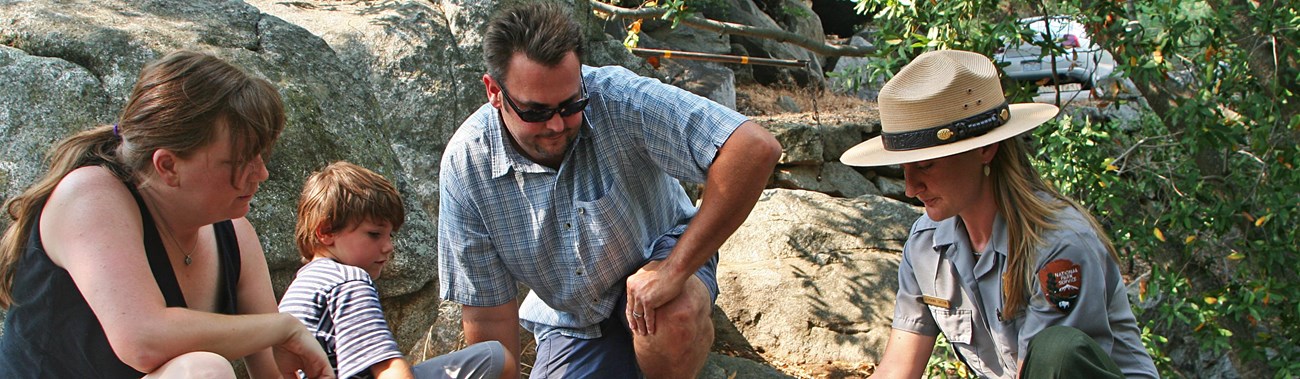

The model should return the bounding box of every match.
[0,185,243,378]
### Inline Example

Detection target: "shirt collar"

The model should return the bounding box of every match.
[988,213,1009,256]
[487,66,597,179]
[930,216,961,251]
[929,213,1009,257]
[487,111,512,178]
[487,108,594,178]
[487,110,551,178]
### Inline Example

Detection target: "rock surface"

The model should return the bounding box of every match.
[0,45,116,203]
[716,189,921,366]
[0,0,455,356]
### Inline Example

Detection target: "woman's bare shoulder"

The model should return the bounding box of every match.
[228,217,267,257]
[55,165,132,196]
[41,166,142,267]
[45,166,136,214]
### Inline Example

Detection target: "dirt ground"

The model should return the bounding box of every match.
[735,83,873,118]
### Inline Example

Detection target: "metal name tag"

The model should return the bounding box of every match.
[920,295,952,309]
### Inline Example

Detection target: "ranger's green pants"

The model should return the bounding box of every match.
[1020,325,1124,379]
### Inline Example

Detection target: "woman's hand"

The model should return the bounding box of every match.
[272,314,335,379]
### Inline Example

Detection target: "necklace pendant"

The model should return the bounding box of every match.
[184,255,192,265]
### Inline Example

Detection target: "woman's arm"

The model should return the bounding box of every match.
[1016,224,1121,356]
[230,218,289,379]
[868,328,936,379]
[40,167,331,377]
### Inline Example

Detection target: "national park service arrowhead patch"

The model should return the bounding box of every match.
[1038,259,1082,313]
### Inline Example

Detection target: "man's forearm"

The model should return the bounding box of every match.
[665,120,781,278]
[462,302,522,366]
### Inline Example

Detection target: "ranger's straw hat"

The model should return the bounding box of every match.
[840,50,1059,167]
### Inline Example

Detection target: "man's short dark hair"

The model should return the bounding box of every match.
[483,2,585,83]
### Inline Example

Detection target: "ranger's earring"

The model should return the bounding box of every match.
[983,164,991,177]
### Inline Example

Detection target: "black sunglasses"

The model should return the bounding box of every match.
[497,77,589,123]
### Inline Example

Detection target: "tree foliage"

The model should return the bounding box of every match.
[851,0,1299,376]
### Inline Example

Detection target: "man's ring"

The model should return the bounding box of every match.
[632,312,644,318]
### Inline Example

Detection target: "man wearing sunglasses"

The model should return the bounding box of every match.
[436,3,781,378]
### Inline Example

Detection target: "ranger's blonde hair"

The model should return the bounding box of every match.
[992,137,1119,318]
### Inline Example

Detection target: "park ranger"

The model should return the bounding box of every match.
[841,49,1159,379]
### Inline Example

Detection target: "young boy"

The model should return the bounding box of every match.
[280,161,514,379]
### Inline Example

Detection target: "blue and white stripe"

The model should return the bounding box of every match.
[280,259,402,379]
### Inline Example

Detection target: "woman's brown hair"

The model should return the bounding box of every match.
[991,137,1119,318]
[0,51,285,308]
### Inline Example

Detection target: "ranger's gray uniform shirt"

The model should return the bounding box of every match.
[892,198,1158,378]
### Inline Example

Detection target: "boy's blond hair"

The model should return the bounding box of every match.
[295,161,405,262]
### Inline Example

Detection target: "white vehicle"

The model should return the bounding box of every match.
[995,16,1116,89]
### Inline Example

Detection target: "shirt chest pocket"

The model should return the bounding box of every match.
[574,189,637,255]
[930,307,974,345]
[914,253,974,345]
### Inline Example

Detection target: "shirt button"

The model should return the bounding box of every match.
[576,270,583,276]
[565,222,572,229]
[577,208,585,215]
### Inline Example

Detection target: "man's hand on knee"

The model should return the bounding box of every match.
[625,262,689,336]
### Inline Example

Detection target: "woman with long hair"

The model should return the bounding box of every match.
[0,51,333,379]
[842,50,1158,378]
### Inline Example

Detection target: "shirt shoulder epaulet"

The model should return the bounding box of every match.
[1041,204,1102,246]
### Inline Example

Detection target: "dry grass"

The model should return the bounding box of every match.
[736,83,872,117]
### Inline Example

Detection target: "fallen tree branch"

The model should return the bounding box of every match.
[590,0,874,57]
[629,47,809,67]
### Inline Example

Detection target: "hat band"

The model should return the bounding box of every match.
[881,102,1011,151]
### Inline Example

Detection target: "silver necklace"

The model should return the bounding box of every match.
[143,190,197,266]
[156,211,195,264]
